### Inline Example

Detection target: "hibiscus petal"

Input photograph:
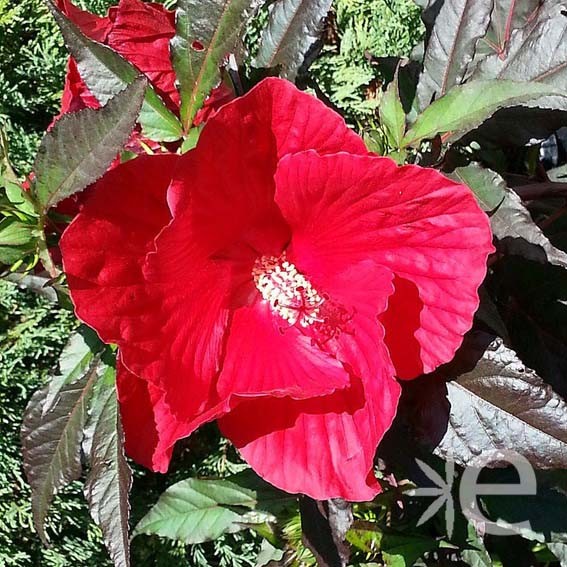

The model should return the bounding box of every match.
[139,216,232,418]
[166,77,367,217]
[275,151,494,379]
[220,257,400,501]
[61,154,175,345]
[219,343,400,501]
[116,357,172,472]
[216,301,350,400]
[140,75,371,413]
[61,155,233,470]
[106,0,179,111]
[165,142,291,259]
[117,357,227,472]
[208,78,368,160]
[57,0,113,42]
[56,0,112,115]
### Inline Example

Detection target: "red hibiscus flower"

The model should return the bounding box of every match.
[60,78,494,501]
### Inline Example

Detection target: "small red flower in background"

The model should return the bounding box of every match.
[56,0,179,115]
[55,0,234,129]
[60,78,493,501]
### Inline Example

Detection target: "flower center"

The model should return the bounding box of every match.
[252,254,324,327]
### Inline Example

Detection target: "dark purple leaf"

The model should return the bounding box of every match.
[472,3,567,112]
[548,542,567,564]
[21,354,103,543]
[475,0,542,59]
[253,0,332,80]
[43,326,104,415]
[415,0,446,44]
[478,469,567,546]
[496,258,567,400]
[454,2,567,145]
[461,105,567,147]
[417,335,567,469]
[491,187,567,269]
[416,0,493,110]
[32,78,146,212]
[475,286,510,342]
[84,367,132,567]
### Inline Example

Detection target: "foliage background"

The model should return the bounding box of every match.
[0,0,422,564]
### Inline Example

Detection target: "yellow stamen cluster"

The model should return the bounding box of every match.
[253,254,324,327]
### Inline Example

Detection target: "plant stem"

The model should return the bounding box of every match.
[37,215,59,278]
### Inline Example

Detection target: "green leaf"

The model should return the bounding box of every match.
[403,79,566,147]
[172,0,257,130]
[256,540,285,567]
[84,363,132,567]
[416,0,493,110]
[134,472,289,544]
[348,526,438,567]
[0,217,35,247]
[450,163,506,212]
[363,130,386,155]
[4,179,36,216]
[181,126,201,153]
[0,217,37,265]
[461,547,494,567]
[32,79,146,212]
[379,73,406,149]
[21,351,107,543]
[461,522,492,567]
[253,0,332,80]
[381,533,439,567]
[0,244,34,266]
[46,0,182,142]
[491,187,567,269]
